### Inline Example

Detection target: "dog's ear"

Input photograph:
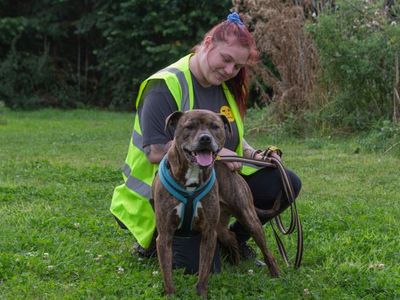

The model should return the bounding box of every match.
[165,111,184,135]
[218,114,232,138]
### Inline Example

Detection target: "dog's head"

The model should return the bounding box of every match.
[165,109,231,168]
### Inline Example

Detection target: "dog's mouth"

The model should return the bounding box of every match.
[183,149,217,167]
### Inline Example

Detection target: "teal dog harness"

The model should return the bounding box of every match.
[158,156,216,236]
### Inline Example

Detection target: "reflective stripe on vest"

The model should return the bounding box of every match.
[156,67,190,111]
[123,163,152,199]
[132,130,143,152]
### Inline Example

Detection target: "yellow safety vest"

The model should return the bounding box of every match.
[110,54,257,248]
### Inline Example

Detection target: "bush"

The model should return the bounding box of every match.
[0,0,231,109]
[307,0,400,131]
[0,48,78,109]
[0,4,91,109]
[236,0,318,115]
[93,0,231,109]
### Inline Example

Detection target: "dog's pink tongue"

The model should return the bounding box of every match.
[195,152,213,167]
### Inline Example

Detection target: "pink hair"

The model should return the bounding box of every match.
[193,15,259,117]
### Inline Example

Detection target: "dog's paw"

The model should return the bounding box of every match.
[266,259,280,277]
[269,266,280,278]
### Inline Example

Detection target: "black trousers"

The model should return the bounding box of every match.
[172,234,221,274]
[230,166,302,242]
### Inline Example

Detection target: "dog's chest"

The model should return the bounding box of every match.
[172,166,205,222]
[184,165,203,191]
[173,201,203,223]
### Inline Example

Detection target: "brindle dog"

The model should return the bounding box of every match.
[152,110,280,298]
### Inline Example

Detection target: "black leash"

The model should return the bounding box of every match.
[217,155,303,269]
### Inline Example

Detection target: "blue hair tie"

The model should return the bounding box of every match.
[227,12,244,27]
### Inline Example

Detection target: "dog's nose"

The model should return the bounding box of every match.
[199,134,212,145]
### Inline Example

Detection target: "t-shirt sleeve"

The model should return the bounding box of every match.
[138,80,178,147]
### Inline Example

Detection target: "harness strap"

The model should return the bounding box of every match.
[158,156,216,234]
[217,155,303,269]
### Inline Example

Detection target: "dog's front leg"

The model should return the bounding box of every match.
[156,232,175,295]
[196,228,217,298]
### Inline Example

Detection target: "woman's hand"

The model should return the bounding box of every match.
[218,148,242,171]
[253,149,282,162]
[270,152,282,162]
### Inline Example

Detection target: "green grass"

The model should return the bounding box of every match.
[1,109,399,299]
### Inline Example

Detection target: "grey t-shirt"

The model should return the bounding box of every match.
[139,73,239,151]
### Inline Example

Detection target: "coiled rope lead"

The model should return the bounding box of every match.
[217,155,303,268]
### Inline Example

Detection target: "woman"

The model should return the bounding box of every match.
[111,12,301,273]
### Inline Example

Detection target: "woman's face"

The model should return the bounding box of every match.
[199,35,250,86]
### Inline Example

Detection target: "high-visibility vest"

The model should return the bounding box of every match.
[110,54,257,248]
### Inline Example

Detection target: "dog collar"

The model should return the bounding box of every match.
[158,156,216,234]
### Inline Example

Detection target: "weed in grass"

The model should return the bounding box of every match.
[358,120,400,157]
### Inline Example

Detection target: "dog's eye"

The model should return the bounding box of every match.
[210,123,220,130]
[185,124,195,130]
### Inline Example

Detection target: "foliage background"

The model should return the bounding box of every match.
[0,0,231,109]
[0,0,399,153]
[307,0,400,131]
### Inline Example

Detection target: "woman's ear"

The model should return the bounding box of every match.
[203,35,213,49]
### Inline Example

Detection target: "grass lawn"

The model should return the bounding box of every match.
[0,109,399,299]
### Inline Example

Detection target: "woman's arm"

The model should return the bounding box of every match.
[144,142,172,164]
[139,80,178,164]
[242,139,256,158]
